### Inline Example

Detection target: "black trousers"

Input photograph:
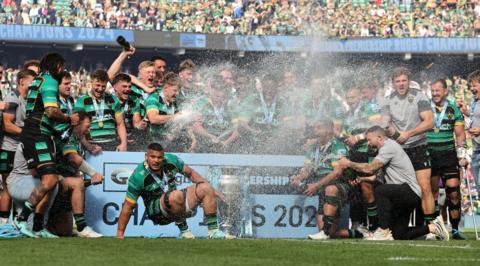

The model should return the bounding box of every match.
[375,183,429,240]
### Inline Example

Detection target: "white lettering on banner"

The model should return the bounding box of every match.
[249,176,290,186]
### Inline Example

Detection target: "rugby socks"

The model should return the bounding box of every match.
[0,211,9,219]
[322,215,335,236]
[176,220,189,232]
[366,202,379,231]
[74,213,86,232]
[205,214,219,230]
[348,229,364,239]
[424,213,436,224]
[434,200,440,217]
[17,201,34,222]
[449,200,461,231]
[32,213,44,232]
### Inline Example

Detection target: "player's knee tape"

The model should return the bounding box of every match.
[36,164,57,177]
[445,186,460,195]
[324,196,341,208]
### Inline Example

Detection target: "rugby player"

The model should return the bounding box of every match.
[337,126,449,240]
[0,69,35,224]
[177,59,199,106]
[116,143,234,239]
[49,109,103,238]
[111,73,148,151]
[75,69,128,152]
[305,78,346,136]
[250,74,284,154]
[23,60,40,76]
[14,53,80,237]
[192,78,238,153]
[145,72,182,148]
[427,79,467,239]
[342,87,382,231]
[151,55,167,86]
[291,119,357,240]
[381,67,436,224]
[50,73,103,237]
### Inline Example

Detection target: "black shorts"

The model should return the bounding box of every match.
[317,180,351,215]
[430,150,459,180]
[404,145,431,171]
[20,134,57,175]
[147,188,194,225]
[0,149,15,173]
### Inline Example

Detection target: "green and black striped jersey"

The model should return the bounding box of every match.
[74,93,123,143]
[24,73,60,135]
[125,154,185,216]
[426,99,464,152]
[145,91,178,139]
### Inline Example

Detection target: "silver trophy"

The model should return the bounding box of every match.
[208,166,252,237]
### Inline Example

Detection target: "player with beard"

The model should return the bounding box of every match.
[74,70,127,152]
[381,67,437,225]
[427,79,467,240]
[0,69,35,224]
[14,53,80,237]
[116,143,234,239]
[291,119,358,240]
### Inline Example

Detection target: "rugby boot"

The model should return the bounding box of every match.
[178,230,195,239]
[452,229,467,240]
[34,229,59,238]
[77,226,103,238]
[208,229,236,239]
[308,231,329,240]
[13,219,37,238]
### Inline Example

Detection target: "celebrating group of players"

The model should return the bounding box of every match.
[0,48,239,239]
[292,67,480,241]
[0,44,479,240]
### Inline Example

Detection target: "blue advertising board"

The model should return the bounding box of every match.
[85,152,342,238]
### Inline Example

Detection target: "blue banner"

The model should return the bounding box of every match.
[0,25,134,43]
[84,152,345,238]
[223,35,480,53]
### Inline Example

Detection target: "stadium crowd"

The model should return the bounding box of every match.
[1,0,480,37]
[0,46,478,240]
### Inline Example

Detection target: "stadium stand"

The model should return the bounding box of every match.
[0,0,479,37]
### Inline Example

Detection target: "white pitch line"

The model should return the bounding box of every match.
[283,239,478,250]
[387,257,480,262]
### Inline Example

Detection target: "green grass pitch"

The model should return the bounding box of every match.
[0,235,479,266]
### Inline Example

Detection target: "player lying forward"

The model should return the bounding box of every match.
[116,142,234,239]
